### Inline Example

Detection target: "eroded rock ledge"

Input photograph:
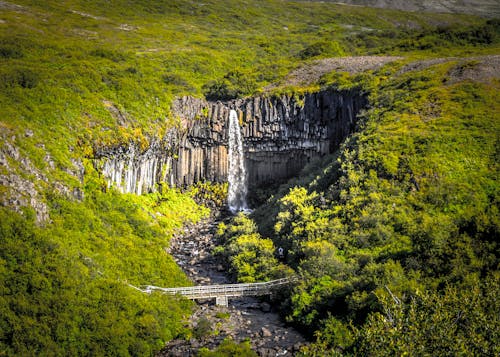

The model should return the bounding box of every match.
[96,89,367,194]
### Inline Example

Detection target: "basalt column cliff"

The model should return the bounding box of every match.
[172,89,367,188]
[97,89,367,193]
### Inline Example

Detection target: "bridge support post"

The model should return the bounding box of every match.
[215,296,228,307]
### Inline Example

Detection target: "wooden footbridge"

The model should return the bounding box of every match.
[133,278,291,306]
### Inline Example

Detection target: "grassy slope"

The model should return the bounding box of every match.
[0,0,499,355]
[234,59,499,354]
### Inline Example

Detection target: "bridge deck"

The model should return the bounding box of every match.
[138,278,290,300]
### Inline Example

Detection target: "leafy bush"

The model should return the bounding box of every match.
[217,214,293,283]
[348,20,500,54]
[162,72,196,93]
[215,312,230,320]
[356,275,500,356]
[188,181,228,208]
[193,317,212,340]
[298,40,345,59]
[198,338,257,357]
[0,45,23,59]
[0,67,40,89]
[89,48,127,62]
[203,70,258,100]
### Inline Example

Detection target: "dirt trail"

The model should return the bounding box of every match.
[158,215,307,357]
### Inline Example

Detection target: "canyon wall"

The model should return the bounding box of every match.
[96,89,367,194]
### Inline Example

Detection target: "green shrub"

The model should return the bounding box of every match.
[1,67,40,88]
[298,40,345,59]
[89,48,126,62]
[0,45,23,59]
[162,72,194,92]
[198,339,257,357]
[193,317,212,340]
[188,181,228,208]
[203,70,258,100]
[217,214,293,283]
[215,312,230,320]
[356,275,500,356]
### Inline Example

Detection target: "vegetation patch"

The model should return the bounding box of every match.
[198,338,257,357]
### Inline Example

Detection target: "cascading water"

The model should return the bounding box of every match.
[227,109,249,213]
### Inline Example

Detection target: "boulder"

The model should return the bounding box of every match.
[260,302,271,312]
[260,327,272,337]
[257,348,276,357]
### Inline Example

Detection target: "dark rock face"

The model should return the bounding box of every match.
[237,91,366,187]
[96,89,366,193]
[173,89,367,188]
[172,96,230,187]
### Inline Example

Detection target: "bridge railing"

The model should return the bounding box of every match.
[139,278,291,299]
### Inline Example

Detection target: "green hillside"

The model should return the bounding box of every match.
[0,0,499,355]
[226,58,499,355]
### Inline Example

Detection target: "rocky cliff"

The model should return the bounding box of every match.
[96,89,367,194]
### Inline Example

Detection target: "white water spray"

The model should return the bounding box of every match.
[227,109,249,213]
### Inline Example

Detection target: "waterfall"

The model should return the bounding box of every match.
[228,109,249,213]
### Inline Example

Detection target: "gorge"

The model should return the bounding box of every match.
[96,89,367,195]
[2,0,498,354]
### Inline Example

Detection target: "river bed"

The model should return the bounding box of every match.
[157,214,307,356]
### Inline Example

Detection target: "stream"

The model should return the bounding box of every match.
[157,213,307,356]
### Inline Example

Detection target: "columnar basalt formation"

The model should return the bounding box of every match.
[95,135,178,195]
[236,91,366,186]
[96,89,367,194]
